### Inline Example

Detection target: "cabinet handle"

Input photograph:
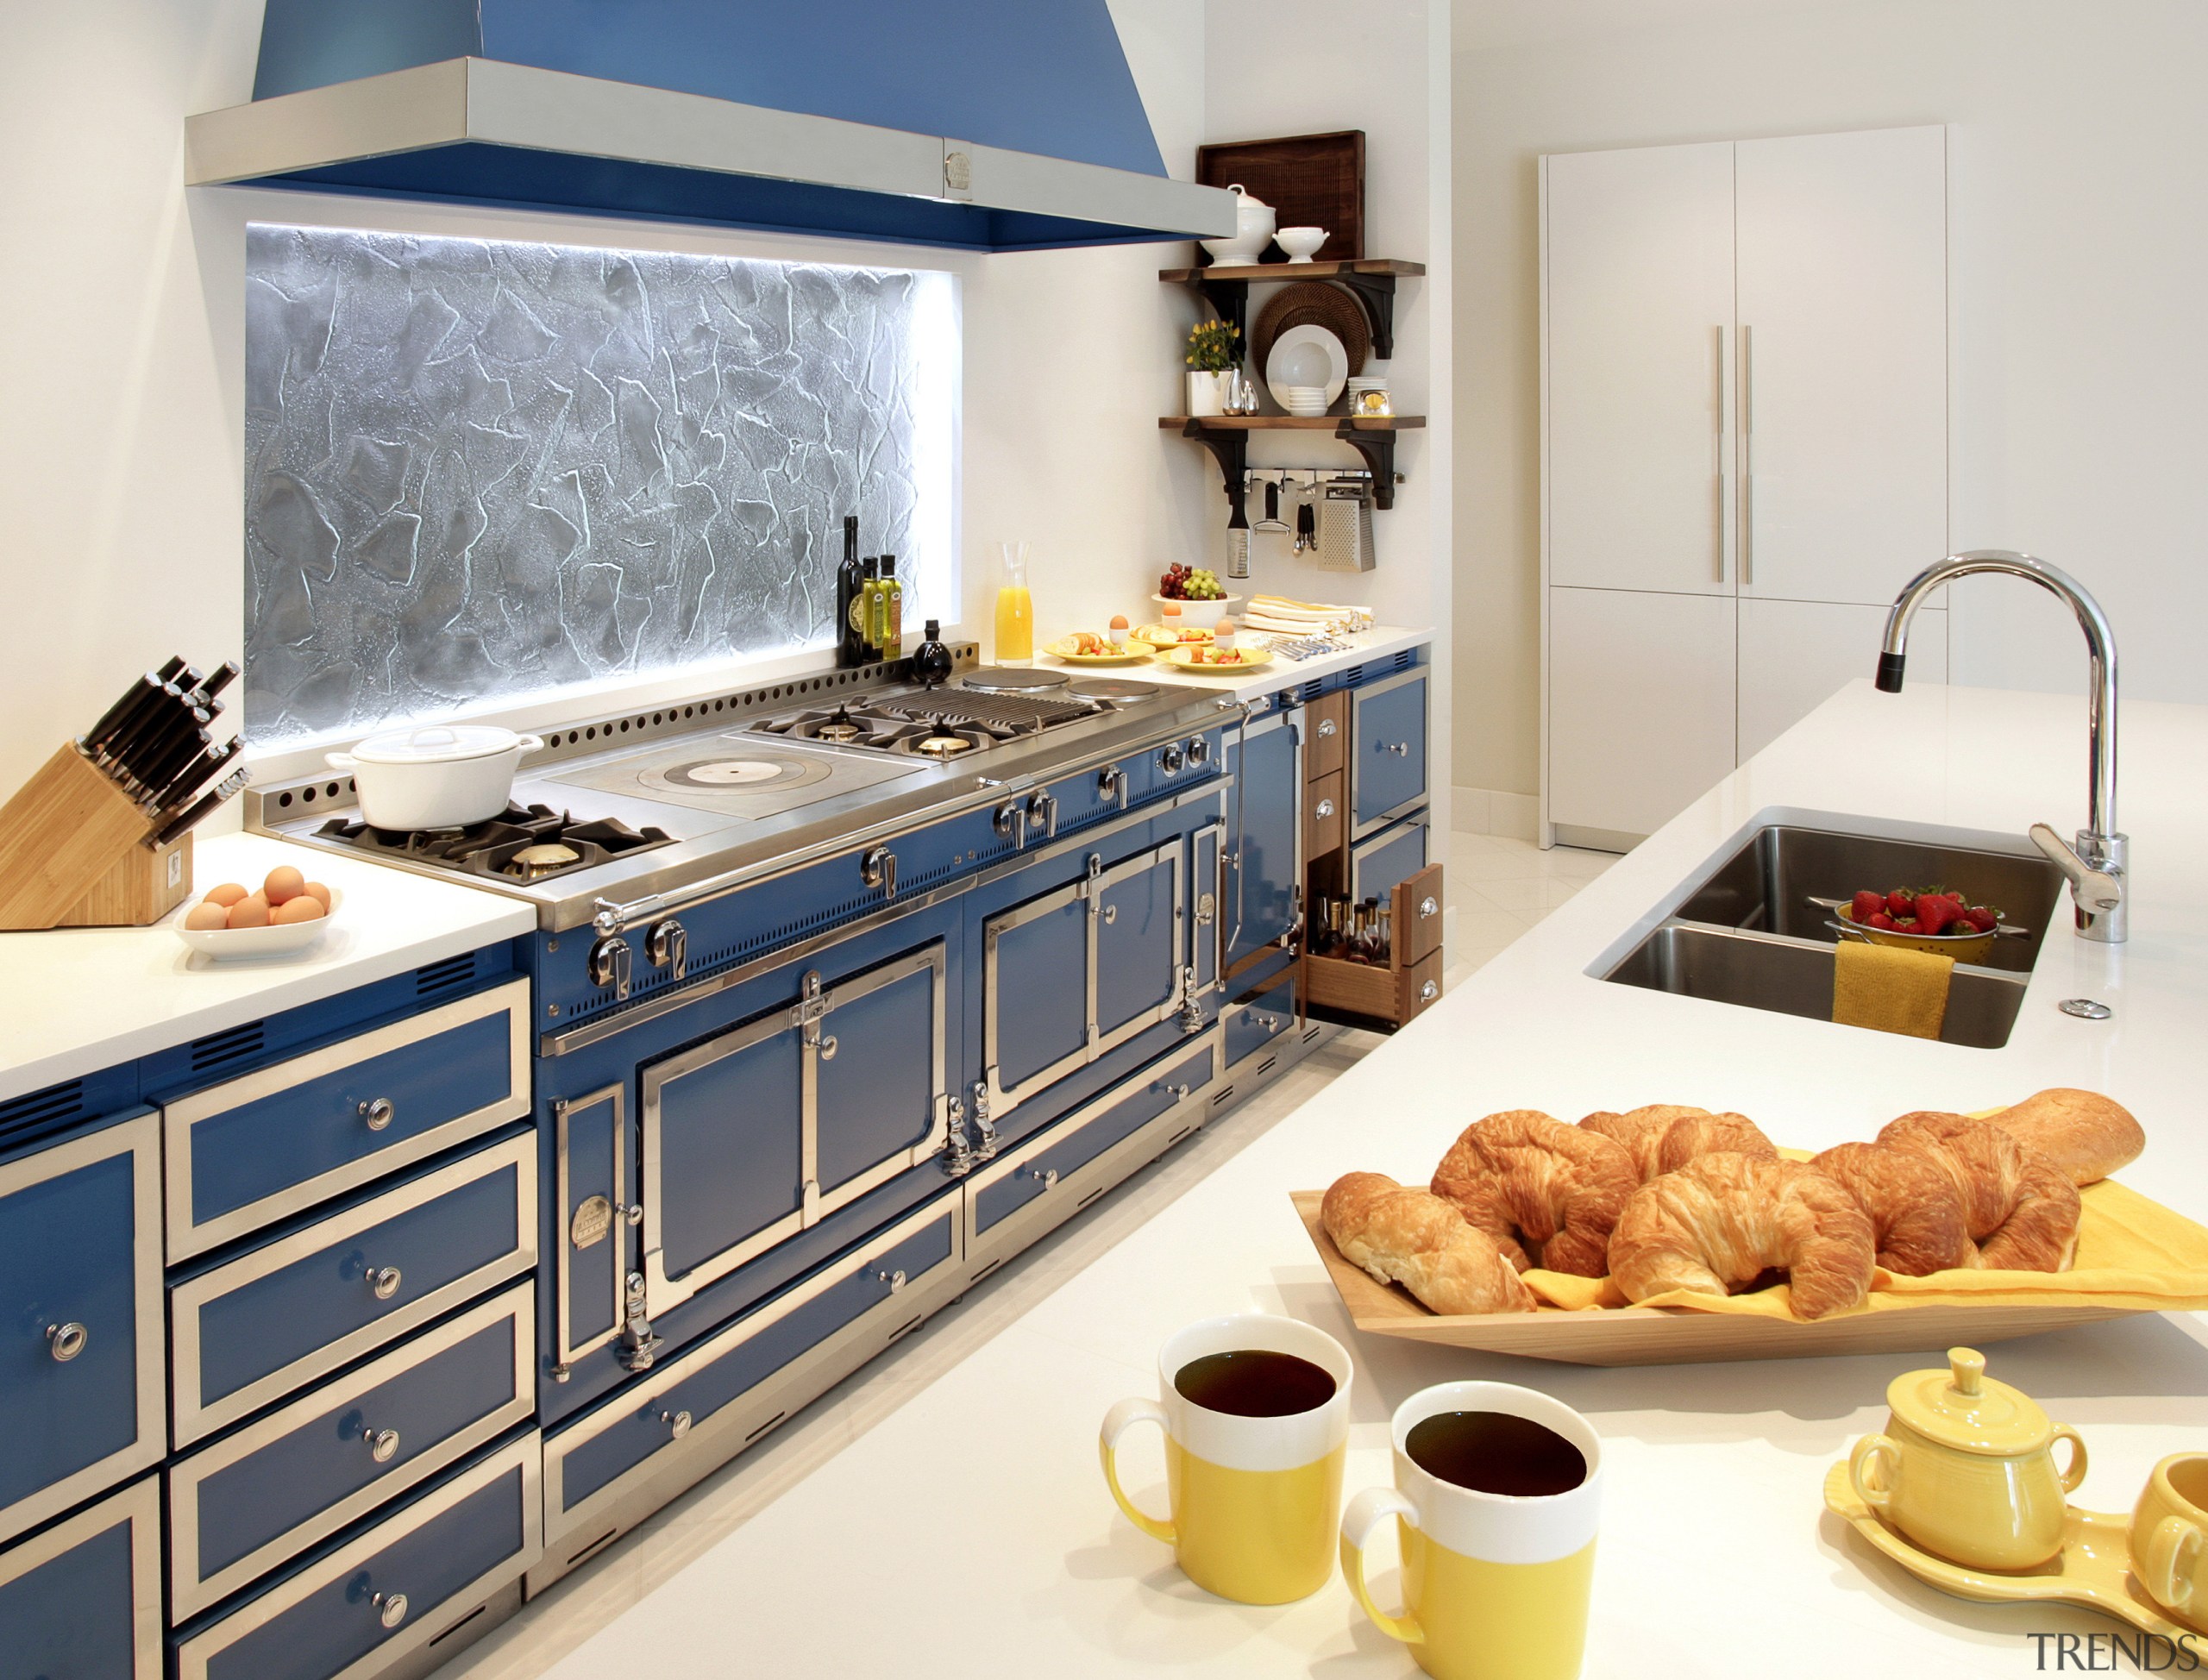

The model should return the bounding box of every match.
[1315,798,1335,819]
[358,1097,394,1131]
[625,1202,644,1227]
[364,1426,401,1464]
[1166,1082,1192,1100]
[46,1321,87,1362]
[372,1591,408,1631]
[1318,718,1338,738]
[1383,743,1409,757]
[1026,1168,1059,1191]
[1419,895,1439,920]
[367,1265,403,1301]
[1714,323,1730,584]
[1738,323,1754,588]
[1420,980,1440,1003]
[877,1267,908,1292]
[662,1408,693,1439]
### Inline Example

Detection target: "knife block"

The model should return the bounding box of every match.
[0,744,194,930]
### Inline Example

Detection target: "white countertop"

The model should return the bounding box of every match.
[542,678,2208,1680]
[0,831,535,1105]
[1048,624,1432,703]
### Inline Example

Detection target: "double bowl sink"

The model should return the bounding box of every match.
[1598,818,2067,1048]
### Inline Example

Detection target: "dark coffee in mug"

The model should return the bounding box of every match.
[1173,1349,1339,1418]
[1405,1409,1588,1497]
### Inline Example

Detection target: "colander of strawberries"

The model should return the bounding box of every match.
[1818,885,2023,962]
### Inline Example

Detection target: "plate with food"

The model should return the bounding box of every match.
[1044,632,1154,667]
[1821,886,2024,964]
[1132,623,1215,649]
[1295,1091,2208,1363]
[177,865,342,959]
[1161,644,1272,673]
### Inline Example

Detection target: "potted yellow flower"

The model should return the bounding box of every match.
[1184,319,1241,417]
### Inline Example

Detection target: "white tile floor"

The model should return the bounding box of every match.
[438,835,1617,1680]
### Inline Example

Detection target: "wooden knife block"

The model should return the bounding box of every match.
[0,745,194,930]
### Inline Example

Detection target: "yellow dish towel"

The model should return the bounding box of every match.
[1832,938,1953,1039]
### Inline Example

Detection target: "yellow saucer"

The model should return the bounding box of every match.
[1162,644,1273,674]
[1044,639,1156,666]
[1822,1460,2194,1638]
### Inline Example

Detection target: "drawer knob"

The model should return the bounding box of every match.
[373,1591,408,1630]
[1420,895,1439,919]
[1027,1168,1059,1191]
[359,1097,395,1131]
[368,1265,403,1301]
[877,1267,907,1293]
[1318,718,1338,737]
[46,1321,87,1363]
[1167,1082,1192,1100]
[819,1033,839,1062]
[1384,742,1410,756]
[1421,980,1440,1003]
[1101,903,1117,926]
[626,1203,644,1227]
[365,1426,401,1464]
[662,1408,693,1439]
[1315,799,1335,819]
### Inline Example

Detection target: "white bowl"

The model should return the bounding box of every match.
[1150,592,1244,630]
[1276,227,1328,263]
[176,887,344,961]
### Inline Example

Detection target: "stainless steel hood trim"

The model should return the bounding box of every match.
[186,57,1234,240]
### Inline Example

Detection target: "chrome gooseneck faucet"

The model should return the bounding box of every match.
[1876,549,2126,944]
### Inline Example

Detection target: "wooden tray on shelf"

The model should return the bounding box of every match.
[1289,1190,2204,1366]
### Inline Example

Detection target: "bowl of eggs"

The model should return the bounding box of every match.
[177,865,340,959]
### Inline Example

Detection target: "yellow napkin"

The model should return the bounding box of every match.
[1832,938,1952,1039]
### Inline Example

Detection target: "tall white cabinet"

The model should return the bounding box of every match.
[1542,125,1949,846]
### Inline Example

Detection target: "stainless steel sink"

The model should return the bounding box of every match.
[1605,923,2029,1049]
[1596,817,2062,1049]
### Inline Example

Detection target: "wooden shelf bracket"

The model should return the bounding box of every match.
[1333,422,1402,510]
[1181,419,1251,529]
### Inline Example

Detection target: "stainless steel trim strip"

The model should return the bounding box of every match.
[543,1197,957,1543]
[165,980,531,1262]
[0,1475,161,1680]
[169,1132,539,1447]
[0,1113,164,1548]
[167,1282,536,1620]
[1089,841,1187,1056]
[173,1431,543,1680]
[555,1085,629,1373]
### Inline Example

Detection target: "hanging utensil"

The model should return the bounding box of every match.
[1255,476,1289,533]
[1295,498,1317,554]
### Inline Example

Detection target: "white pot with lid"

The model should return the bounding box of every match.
[1201,185,1276,264]
[326,724,546,831]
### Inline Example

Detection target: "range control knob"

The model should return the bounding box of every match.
[1158,743,1185,775]
[645,918,687,980]
[588,935,633,1000]
[1185,736,1211,767]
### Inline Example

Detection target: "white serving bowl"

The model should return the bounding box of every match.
[327,724,543,831]
[1276,226,1328,263]
[177,887,344,960]
[1199,184,1276,264]
[1151,592,1244,630]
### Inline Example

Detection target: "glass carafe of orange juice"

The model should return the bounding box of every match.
[994,541,1033,666]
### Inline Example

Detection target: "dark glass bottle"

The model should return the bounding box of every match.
[835,517,866,667]
[912,618,953,687]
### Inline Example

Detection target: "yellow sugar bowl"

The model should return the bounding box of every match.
[1847,1346,2087,1571]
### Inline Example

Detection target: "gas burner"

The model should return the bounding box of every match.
[1067,677,1161,703]
[812,704,864,743]
[959,666,1072,693]
[912,734,974,758]
[315,803,674,882]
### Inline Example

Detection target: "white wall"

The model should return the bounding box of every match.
[1452,0,2208,804]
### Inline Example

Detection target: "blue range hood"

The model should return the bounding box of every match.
[186,0,1233,252]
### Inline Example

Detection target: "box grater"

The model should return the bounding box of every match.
[1316,487,1376,572]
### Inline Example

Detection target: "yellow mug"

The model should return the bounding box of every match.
[1099,1313,1352,1604]
[1341,1381,1603,1680]
[2133,1453,2208,1630]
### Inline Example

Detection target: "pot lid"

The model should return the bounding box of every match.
[1226,183,1272,210]
[350,724,525,766]
[1886,1348,2053,1456]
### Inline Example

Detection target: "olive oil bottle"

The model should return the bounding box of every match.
[874,555,903,656]
[857,557,882,657]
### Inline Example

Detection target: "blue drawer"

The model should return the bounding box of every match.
[0,1476,160,1679]
[164,980,529,1261]
[969,1037,1216,1238]
[0,1113,162,1546]
[172,1132,537,1445]
[544,1200,958,1543]
[1225,967,1296,1068]
[171,1283,535,1618]
[1351,814,1431,906]
[1351,668,1428,835]
[175,1433,541,1680]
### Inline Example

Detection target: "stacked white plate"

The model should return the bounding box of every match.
[1281,385,1330,417]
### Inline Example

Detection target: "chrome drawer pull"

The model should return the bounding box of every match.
[373,1590,408,1630]
[625,1203,644,1227]
[1315,799,1335,819]
[368,1265,403,1301]
[358,1097,394,1131]
[662,1408,693,1439]
[1383,742,1410,756]
[364,1426,401,1464]
[1166,1082,1192,1100]
[1318,718,1338,737]
[1420,981,1440,1003]
[47,1321,87,1362]
[877,1267,907,1293]
[1101,903,1117,925]
[819,1034,838,1061]
[1420,895,1439,919]
[1026,1168,1059,1191]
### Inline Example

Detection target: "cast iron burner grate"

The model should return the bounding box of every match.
[874,690,1097,732]
[315,803,674,881]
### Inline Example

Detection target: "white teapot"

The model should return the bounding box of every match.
[1201,184,1276,265]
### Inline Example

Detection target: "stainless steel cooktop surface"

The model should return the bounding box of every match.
[544,732,926,818]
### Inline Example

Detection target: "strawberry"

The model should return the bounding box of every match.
[1867,912,1898,931]
[1964,906,1998,932]
[1851,890,1886,923]
[1914,896,1959,936]
[1886,889,1916,918]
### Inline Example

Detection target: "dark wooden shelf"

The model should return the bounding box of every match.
[1163,417,1424,517]
[1156,415,1425,430]
[1160,259,1426,359]
[1156,258,1426,284]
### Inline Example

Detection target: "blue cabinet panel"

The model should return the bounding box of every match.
[553,1087,625,1375]
[988,891,1088,1094]
[0,1477,159,1680]
[1352,672,1429,832]
[0,1113,160,1545]
[1225,712,1299,966]
[1352,817,1431,906]
[814,961,936,1195]
[649,1022,803,1284]
[1095,848,1180,1044]
[1225,967,1297,1068]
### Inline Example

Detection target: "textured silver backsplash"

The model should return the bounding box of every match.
[243,224,950,743]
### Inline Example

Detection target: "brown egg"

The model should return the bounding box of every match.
[302,881,333,910]
[225,895,272,930]
[273,895,326,925]
[204,882,249,907]
[263,865,306,906]
[184,900,231,931]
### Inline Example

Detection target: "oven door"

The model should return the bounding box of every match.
[639,941,949,1319]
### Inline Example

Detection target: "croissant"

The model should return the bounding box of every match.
[1810,1140,1979,1275]
[1877,1112,2080,1270]
[1579,1105,1778,1182]
[1984,1088,2144,1186]
[1430,1110,1639,1277]
[1321,1172,1536,1315]
[1608,1153,1876,1320]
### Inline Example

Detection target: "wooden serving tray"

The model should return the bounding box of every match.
[1290,1192,2139,1365]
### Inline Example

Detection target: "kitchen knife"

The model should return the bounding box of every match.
[112,694,195,792]
[152,767,250,849]
[136,724,212,806]
[86,674,168,763]
[189,661,239,705]
[155,655,187,683]
[147,735,241,818]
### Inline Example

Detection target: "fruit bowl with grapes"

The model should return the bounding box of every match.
[1151,563,1241,630]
